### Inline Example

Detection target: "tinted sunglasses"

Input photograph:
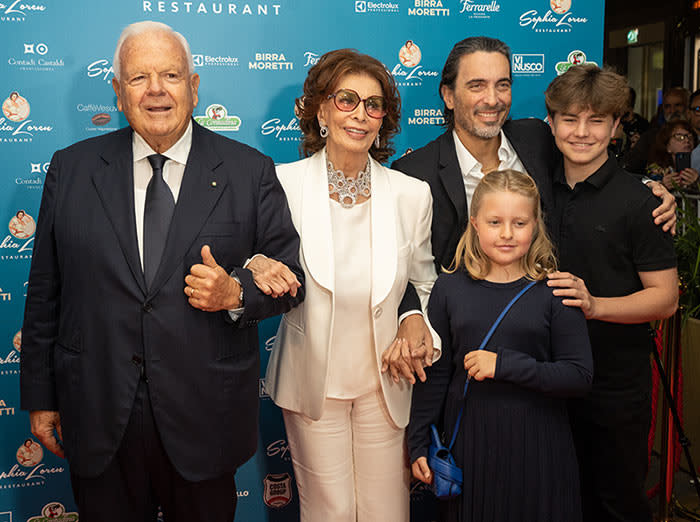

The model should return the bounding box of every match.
[327,88,387,119]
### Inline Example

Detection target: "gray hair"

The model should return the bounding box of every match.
[112,21,194,81]
[439,37,511,130]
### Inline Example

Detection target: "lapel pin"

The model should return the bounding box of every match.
[211,181,217,187]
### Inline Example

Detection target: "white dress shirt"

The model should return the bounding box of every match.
[452,129,526,210]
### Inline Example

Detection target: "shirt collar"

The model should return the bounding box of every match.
[452,128,517,175]
[554,151,617,189]
[132,120,193,165]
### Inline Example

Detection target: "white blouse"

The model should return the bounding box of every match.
[326,197,379,399]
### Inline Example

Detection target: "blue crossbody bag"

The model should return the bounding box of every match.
[427,280,536,499]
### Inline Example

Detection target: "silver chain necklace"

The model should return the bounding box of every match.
[326,155,371,208]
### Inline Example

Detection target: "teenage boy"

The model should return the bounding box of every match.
[545,64,679,522]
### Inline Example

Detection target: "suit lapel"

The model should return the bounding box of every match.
[299,151,334,293]
[148,122,227,295]
[369,159,397,308]
[92,127,147,295]
[438,131,468,223]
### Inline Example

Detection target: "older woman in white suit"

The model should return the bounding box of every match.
[261,49,440,522]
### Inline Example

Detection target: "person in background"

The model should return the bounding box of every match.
[647,119,699,191]
[624,86,690,174]
[264,49,440,522]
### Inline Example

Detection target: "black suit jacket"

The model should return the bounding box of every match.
[392,119,558,311]
[20,121,304,481]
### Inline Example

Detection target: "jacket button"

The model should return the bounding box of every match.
[143,302,152,312]
[374,307,382,318]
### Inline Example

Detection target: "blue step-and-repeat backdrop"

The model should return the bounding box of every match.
[0,1,603,520]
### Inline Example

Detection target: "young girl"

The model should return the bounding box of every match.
[407,169,594,522]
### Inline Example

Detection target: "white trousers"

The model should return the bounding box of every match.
[282,389,410,522]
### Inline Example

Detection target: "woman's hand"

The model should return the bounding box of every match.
[661,170,681,191]
[381,315,434,384]
[246,255,300,298]
[679,167,699,188]
[412,457,433,484]
[463,350,497,381]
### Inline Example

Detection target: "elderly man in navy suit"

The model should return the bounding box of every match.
[20,21,303,522]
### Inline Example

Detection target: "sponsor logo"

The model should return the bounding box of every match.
[555,50,596,75]
[249,52,293,71]
[24,42,47,55]
[8,210,34,239]
[356,0,399,13]
[192,53,239,68]
[0,438,65,487]
[14,162,44,190]
[8,42,63,72]
[0,93,53,142]
[0,511,10,522]
[1,211,34,260]
[408,108,445,126]
[0,1,47,22]
[0,399,15,416]
[260,115,301,142]
[86,59,114,82]
[519,0,587,33]
[263,473,292,508]
[259,378,270,398]
[264,335,276,351]
[143,1,281,16]
[194,104,241,131]
[2,92,28,122]
[27,502,78,522]
[91,113,111,126]
[551,0,571,14]
[0,331,20,373]
[459,0,500,18]
[266,439,291,461]
[408,0,449,16]
[237,490,250,497]
[303,51,320,68]
[0,288,10,301]
[392,41,439,87]
[512,53,545,75]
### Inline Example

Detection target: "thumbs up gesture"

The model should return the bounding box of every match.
[184,245,241,312]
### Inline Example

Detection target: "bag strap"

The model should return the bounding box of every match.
[446,280,536,452]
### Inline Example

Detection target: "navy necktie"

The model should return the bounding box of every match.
[143,154,174,288]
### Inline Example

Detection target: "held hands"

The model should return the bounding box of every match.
[29,410,64,459]
[547,271,596,319]
[648,180,677,234]
[412,456,433,484]
[246,255,301,298]
[184,245,241,312]
[464,350,496,381]
[381,315,434,384]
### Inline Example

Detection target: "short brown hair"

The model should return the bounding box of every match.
[649,119,697,168]
[295,49,400,163]
[545,65,629,120]
[448,169,557,280]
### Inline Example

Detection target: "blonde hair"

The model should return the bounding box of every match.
[448,169,557,280]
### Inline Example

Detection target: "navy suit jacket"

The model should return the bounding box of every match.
[20,121,304,480]
[392,119,559,312]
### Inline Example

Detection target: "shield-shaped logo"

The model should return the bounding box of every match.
[263,472,292,508]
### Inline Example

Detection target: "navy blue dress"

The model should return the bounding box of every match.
[408,273,593,522]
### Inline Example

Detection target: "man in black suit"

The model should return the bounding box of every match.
[391,37,676,375]
[20,21,303,522]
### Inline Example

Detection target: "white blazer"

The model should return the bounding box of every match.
[265,149,440,428]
